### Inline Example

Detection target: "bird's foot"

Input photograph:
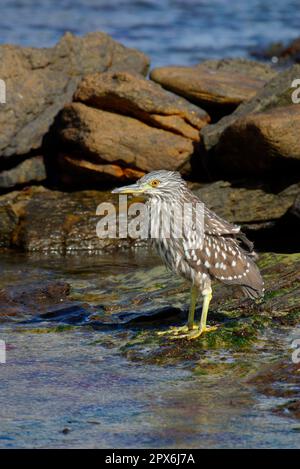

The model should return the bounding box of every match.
[184,324,218,340]
[157,324,198,338]
[170,324,218,340]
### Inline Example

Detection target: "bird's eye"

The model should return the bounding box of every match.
[150,179,160,187]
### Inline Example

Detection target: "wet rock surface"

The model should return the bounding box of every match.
[150,59,276,118]
[0,280,71,322]
[0,186,145,253]
[119,252,300,363]
[1,250,299,354]
[249,361,300,420]
[0,249,299,448]
[0,33,299,449]
[0,181,299,253]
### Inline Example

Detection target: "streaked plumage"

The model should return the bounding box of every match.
[112,170,264,339]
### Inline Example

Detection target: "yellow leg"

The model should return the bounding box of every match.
[200,288,212,332]
[187,287,217,340]
[187,285,198,330]
[158,286,217,340]
[157,285,199,337]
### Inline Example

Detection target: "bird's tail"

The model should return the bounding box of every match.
[241,257,264,299]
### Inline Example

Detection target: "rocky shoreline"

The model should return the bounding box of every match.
[1,32,300,255]
[1,32,300,425]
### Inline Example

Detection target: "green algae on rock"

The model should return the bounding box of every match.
[120,252,300,366]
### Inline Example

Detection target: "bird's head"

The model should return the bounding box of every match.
[111,170,186,198]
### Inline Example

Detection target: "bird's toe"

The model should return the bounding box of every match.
[186,324,218,340]
[157,324,197,338]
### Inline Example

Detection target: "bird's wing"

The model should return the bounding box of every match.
[180,200,263,296]
[203,206,256,254]
[203,206,240,236]
[182,233,263,297]
[180,197,241,257]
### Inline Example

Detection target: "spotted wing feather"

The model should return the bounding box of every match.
[183,203,264,299]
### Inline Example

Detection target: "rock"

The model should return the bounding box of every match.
[0,186,144,253]
[74,71,210,140]
[150,59,276,118]
[0,155,46,190]
[0,201,19,247]
[281,37,300,63]
[194,181,300,251]
[251,36,300,64]
[57,153,145,187]
[43,304,183,330]
[213,105,300,177]
[58,102,194,174]
[194,180,300,225]
[1,180,299,253]
[0,32,149,160]
[214,251,300,321]
[0,186,46,247]
[120,252,300,365]
[289,192,300,222]
[54,71,209,185]
[0,280,71,322]
[201,64,300,154]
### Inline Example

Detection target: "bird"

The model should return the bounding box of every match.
[112,170,264,339]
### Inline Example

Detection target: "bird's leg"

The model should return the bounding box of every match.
[187,285,198,330]
[157,285,199,337]
[187,287,217,340]
[199,287,214,333]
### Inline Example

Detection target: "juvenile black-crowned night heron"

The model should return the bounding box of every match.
[112,170,264,339]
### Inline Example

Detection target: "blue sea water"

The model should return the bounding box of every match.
[0,0,300,66]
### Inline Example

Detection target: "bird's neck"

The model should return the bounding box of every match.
[145,192,192,241]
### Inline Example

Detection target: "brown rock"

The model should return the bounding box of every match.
[0,32,149,160]
[59,102,194,173]
[1,180,299,254]
[215,105,300,176]
[150,59,276,117]
[57,153,145,187]
[0,155,46,189]
[74,71,210,140]
[0,186,143,254]
[0,202,18,247]
[194,180,300,225]
[251,36,300,64]
[202,64,300,152]
[281,37,300,62]
[0,186,46,247]
[0,280,71,321]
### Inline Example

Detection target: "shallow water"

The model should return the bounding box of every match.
[0,251,299,448]
[1,0,300,66]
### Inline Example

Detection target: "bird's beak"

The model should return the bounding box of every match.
[111,183,145,195]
